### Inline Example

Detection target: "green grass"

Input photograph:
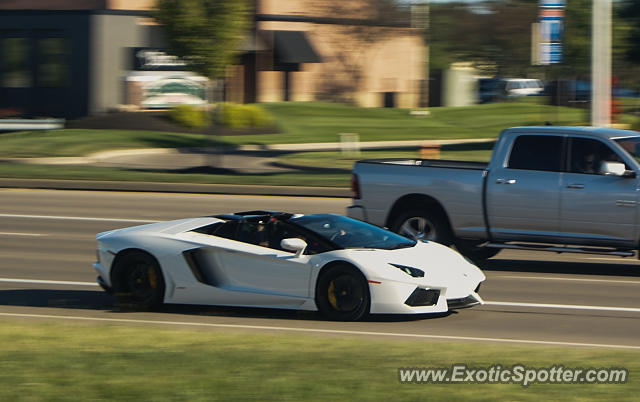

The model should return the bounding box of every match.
[0,143,496,187]
[0,321,637,401]
[0,102,592,158]
[0,163,351,187]
[222,101,590,145]
[0,101,634,185]
[0,129,222,158]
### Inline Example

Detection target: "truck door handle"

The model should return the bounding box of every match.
[566,183,584,189]
[495,178,516,184]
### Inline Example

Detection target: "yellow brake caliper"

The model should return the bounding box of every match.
[328,281,339,310]
[147,267,157,289]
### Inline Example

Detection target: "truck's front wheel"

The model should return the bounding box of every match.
[391,209,453,246]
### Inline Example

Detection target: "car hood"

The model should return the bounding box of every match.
[343,240,485,287]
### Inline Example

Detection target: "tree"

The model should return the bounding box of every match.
[154,0,251,81]
[429,0,538,77]
[619,0,640,64]
[429,0,636,86]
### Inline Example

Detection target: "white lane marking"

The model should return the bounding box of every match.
[0,232,45,237]
[0,213,158,223]
[485,301,640,313]
[0,311,638,350]
[0,278,97,287]
[496,275,640,285]
[2,278,640,313]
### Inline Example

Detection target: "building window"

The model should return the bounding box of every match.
[38,37,68,88]
[2,37,31,88]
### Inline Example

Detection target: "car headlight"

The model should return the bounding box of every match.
[390,263,424,278]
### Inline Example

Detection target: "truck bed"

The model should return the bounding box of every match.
[351,158,488,235]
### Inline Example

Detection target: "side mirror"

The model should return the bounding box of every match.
[280,238,307,257]
[600,161,632,177]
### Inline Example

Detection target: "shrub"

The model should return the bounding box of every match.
[168,105,211,128]
[216,103,275,129]
[243,104,275,128]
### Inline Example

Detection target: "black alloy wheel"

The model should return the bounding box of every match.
[316,264,370,321]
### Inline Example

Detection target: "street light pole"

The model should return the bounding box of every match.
[591,0,611,127]
[411,1,429,108]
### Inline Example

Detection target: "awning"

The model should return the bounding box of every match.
[271,30,321,64]
[240,33,269,52]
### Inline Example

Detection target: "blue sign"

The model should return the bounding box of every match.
[538,0,564,65]
[541,43,563,64]
[540,0,565,7]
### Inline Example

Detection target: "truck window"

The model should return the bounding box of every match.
[569,137,627,175]
[507,135,563,172]
[614,136,640,164]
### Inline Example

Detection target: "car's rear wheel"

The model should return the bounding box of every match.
[112,251,165,310]
[316,264,370,321]
[391,209,452,245]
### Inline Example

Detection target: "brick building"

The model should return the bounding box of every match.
[0,0,426,119]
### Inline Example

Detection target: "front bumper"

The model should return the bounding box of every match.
[96,275,113,294]
[93,261,112,293]
[447,291,484,310]
[368,276,484,315]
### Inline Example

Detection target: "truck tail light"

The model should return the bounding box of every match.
[351,173,361,199]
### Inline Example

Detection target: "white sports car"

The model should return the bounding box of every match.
[93,211,485,321]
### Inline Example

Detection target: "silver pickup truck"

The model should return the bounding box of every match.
[347,126,640,261]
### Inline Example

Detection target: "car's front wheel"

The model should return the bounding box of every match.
[316,264,370,321]
[112,250,165,310]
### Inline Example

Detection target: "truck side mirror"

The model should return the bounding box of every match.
[600,161,626,177]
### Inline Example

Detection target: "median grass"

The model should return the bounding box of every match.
[0,163,351,187]
[0,320,637,401]
[278,142,495,170]
[0,142,496,187]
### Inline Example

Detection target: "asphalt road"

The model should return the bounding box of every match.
[2,189,640,349]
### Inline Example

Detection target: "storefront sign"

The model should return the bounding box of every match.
[132,48,189,71]
[141,75,207,109]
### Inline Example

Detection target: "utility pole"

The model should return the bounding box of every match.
[591,0,612,127]
[412,1,430,108]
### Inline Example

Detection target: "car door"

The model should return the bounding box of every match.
[486,134,565,242]
[187,218,313,305]
[559,136,639,247]
[212,244,312,300]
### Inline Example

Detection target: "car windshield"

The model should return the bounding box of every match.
[614,137,640,164]
[289,214,416,250]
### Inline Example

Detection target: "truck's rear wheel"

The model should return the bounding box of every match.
[391,209,453,245]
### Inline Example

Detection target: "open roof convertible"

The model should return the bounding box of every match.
[93,211,485,321]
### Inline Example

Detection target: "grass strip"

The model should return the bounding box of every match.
[0,320,637,401]
[0,163,351,187]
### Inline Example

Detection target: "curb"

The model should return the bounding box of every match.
[0,178,351,198]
